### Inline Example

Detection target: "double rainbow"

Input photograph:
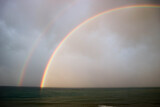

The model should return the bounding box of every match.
[16,4,160,87]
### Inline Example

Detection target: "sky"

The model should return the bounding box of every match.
[0,0,160,87]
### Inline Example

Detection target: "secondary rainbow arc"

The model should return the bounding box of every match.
[40,4,160,88]
[18,1,79,86]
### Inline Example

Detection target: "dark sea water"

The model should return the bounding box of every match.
[0,87,160,107]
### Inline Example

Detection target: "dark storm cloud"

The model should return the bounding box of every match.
[0,0,79,86]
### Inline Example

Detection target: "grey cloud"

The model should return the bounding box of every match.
[0,0,159,87]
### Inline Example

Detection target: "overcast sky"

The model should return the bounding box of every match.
[0,0,160,87]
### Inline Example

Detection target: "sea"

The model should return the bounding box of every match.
[0,87,160,107]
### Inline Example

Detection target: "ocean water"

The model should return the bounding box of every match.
[0,87,160,107]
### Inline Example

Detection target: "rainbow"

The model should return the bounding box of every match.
[18,1,78,86]
[40,4,160,88]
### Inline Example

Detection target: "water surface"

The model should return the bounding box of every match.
[0,87,160,107]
